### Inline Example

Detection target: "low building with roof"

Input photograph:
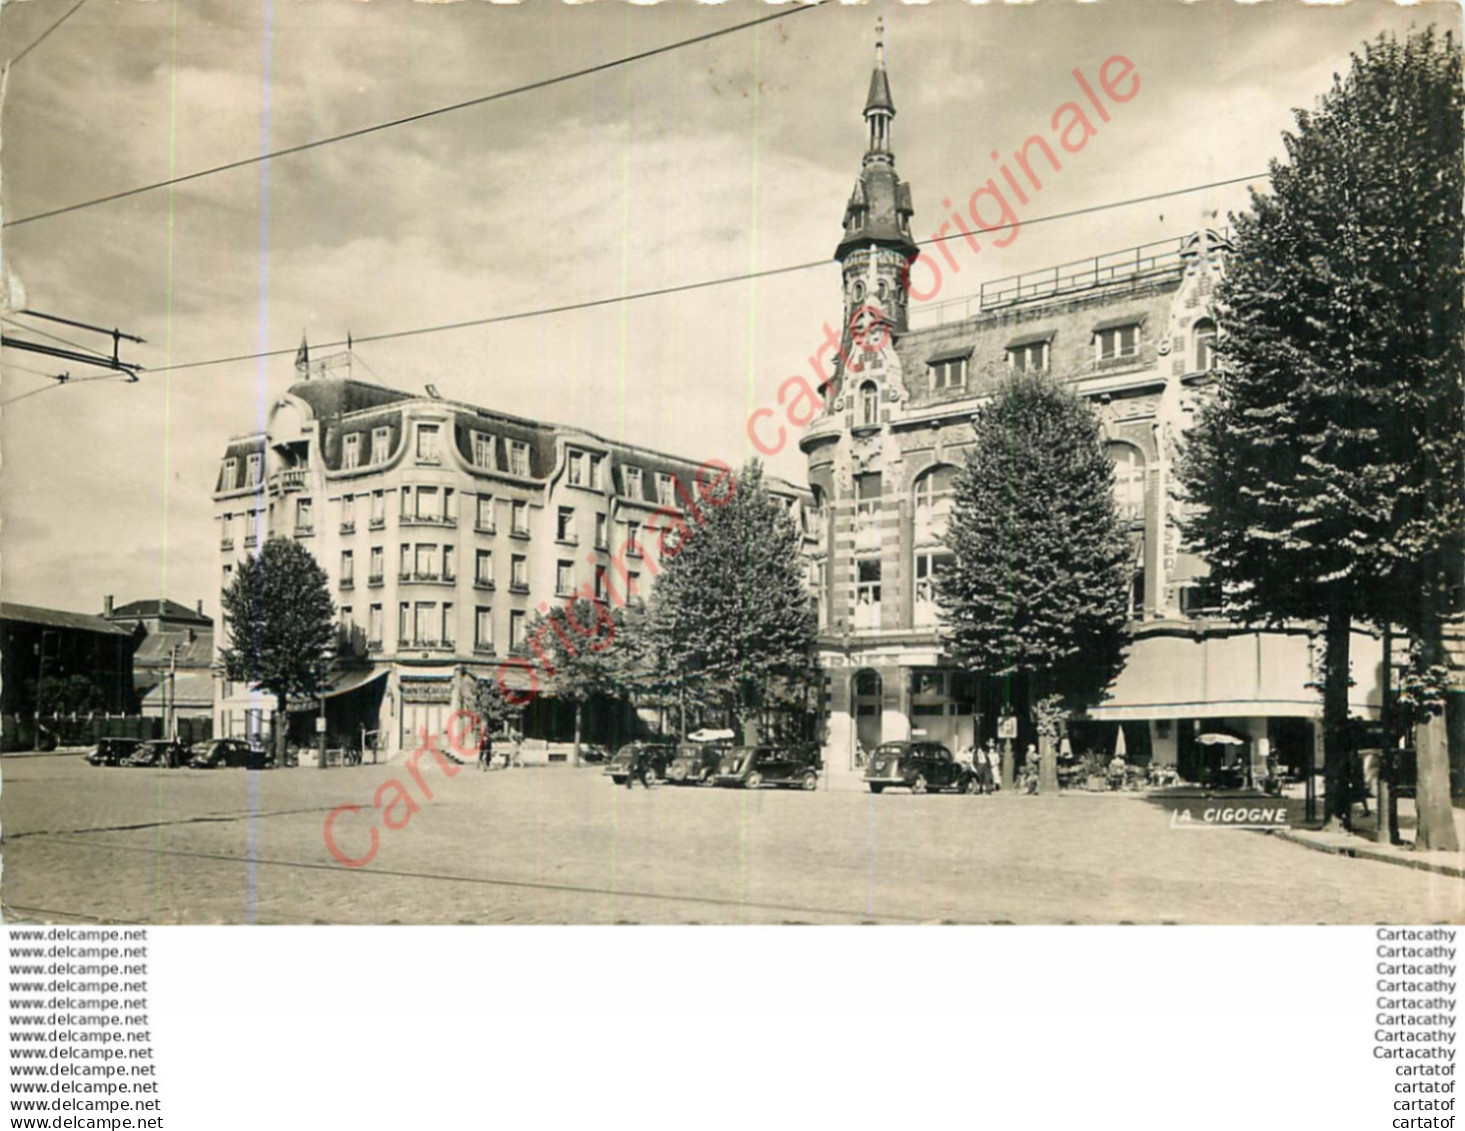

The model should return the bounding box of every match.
[102,596,214,715]
[0,603,137,748]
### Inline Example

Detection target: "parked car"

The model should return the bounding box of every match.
[86,737,144,767]
[124,739,191,768]
[604,741,675,786]
[864,741,975,794]
[713,744,822,790]
[664,741,729,786]
[190,738,273,770]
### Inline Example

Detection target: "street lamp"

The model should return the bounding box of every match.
[317,647,335,770]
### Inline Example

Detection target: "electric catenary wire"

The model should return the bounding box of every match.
[7,0,87,68]
[148,172,1270,376]
[3,2,827,230]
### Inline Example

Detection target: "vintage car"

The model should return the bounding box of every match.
[190,738,272,770]
[604,741,675,786]
[865,741,975,794]
[124,739,191,768]
[712,744,821,790]
[664,742,729,786]
[86,737,144,766]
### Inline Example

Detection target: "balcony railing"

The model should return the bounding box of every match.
[908,232,1220,328]
[275,468,308,493]
[473,643,496,656]
[220,537,234,551]
[340,578,355,591]
[367,639,383,652]
[401,513,457,528]
[474,577,495,591]
[406,638,454,652]
[294,525,314,538]
[367,572,385,587]
[509,581,530,594]
[474,522,496,535]
[340,521,356,535]
[244,534,259,548]
[369,517,386,530]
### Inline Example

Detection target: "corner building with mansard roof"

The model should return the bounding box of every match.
[210,357,815,761]
[803,39,1386,786]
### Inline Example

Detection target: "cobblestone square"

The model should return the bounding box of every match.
[2,755,1460,924]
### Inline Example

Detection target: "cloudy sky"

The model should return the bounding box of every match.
[0,0,1442,616]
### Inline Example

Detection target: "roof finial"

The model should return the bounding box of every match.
[875,15,885,69]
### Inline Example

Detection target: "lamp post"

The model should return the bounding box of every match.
[317,648,335,770]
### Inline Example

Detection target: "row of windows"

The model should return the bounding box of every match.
[339,601,520,653]
[910,319,1218,401]
[842,552,1146,629]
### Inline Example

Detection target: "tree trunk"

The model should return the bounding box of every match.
[1413,611,1459,852]
[275,692,289,769]
[572,701,583,768]
[1038,732,1058,795]
[1320,604,1353,830]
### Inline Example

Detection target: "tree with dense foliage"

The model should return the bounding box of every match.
[629,460,818,743]
[220,537,337,767]
[1180,29,1462,846]
[512,596,621,765]
[937,371,1133,768]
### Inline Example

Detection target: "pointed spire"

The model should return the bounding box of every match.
[865,16,895,117]
[294,332,309,374]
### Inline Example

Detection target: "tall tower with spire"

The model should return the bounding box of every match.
[835,18,918,339]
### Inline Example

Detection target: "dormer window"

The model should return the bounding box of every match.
[416,424,441,465]
[371,426,391,464]
[343,433,361,470]
[223,457,238,488]
[245,453,262,487]
[509,440,530,477]
[655,473,675,507]
[624,465,643,500]
[1094,321,1141,362]
[589,453,604,489]
[927,349,970,391]
[568,450,585,486]
[472,431,495,470]
[1007,335,1052,374]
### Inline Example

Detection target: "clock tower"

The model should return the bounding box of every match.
[835,19,919,349]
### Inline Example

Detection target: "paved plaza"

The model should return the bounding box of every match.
[2,755,1461,925]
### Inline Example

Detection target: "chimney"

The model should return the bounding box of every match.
[104,595,114,618]
[197,600,204,616]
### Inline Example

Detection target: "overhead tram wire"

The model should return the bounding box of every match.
[139,172,1268,378]
[2,2,829,231]
[6,0,88,68]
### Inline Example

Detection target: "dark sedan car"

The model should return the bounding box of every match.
[664,742,729,786]
[604,741,675,786]
[865,741,975,794]
[190,738,273,770]
[86,737,144,767]
[712,744,821,790]
[124,739,191,768]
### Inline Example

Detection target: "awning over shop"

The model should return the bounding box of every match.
[219,667,388,713]
[320,667,388,700]
[480,660,544,697]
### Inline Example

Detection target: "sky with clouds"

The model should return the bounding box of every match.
[0,0,1445,617]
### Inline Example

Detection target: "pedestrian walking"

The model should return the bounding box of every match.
[477,729,494,772]
[975,740,997,794]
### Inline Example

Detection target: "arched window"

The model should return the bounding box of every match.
[1194,319,1217,372]
[913,464,957,544]
[860,380,880,427]
[1109,444,1146,523]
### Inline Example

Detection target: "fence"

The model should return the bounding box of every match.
[1,713,213,753]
